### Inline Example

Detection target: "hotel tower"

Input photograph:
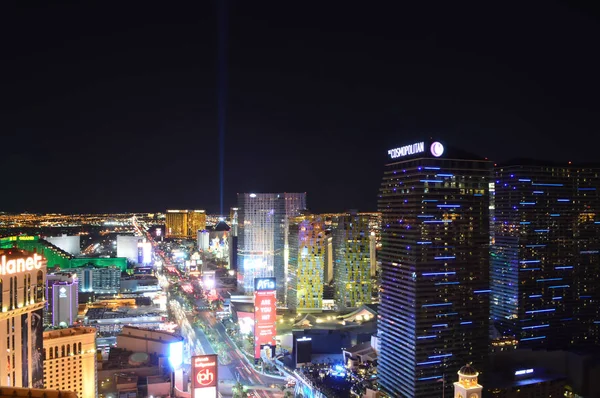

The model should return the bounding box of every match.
[0,248,47,388]
[491,161,600,348]
[378,140,491,397]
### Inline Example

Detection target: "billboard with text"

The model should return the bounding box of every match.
[254,277,276,359]
[191,354,218,398]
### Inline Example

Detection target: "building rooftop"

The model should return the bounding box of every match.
[119,325,184,344]
[343,341,378,359]
[44,326,97,339]
[458,364,478,376]
[0,388,77,398]
[213,220,231,231]
[102,347,159,370]
[498,158,600,168]
[487,368,566,389]
[147,375,171,384]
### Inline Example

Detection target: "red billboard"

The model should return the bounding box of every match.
[191,354,218,398]
[254,277,277,359]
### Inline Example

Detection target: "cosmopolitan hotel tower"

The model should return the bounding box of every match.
[378,140,491,398]
[491,161,600,348]
[237,192,306,304]
[0,248,47,388]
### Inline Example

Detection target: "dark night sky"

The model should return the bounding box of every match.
[2,1,600,214]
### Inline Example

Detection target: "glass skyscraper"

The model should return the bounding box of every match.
[333,212,373,310]
[378,140,491,398]
[237,192,306,302]
[491,162,600,348]
[287,214,326,311]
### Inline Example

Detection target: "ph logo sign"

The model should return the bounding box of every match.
[196,368,215,387]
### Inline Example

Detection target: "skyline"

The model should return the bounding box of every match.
[2,2,600,214]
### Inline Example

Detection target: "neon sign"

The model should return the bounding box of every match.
[430,141,444,157]
[514,368,534,376]
[0,253,44,276]
[388,142,425,159]
[254,278,276,358]
[255,277,276,291]
[192,354,218,398]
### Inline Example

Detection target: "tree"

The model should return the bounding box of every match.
[232,382,249,398]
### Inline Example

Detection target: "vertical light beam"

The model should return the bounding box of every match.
[218,0,228,216]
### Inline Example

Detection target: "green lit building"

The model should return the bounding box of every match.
[332,212,373,310]
[0,235,128,272]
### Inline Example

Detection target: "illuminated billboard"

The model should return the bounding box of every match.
[168,341,183,369]
[237,311,255,335]
[142,241,152,264]
[0,253,44,276]
[191,354,218,398]
[254,277,276,359]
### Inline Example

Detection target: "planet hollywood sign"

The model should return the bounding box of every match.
[0,253,44,276]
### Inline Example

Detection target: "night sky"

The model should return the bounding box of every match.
[2,2,600,214]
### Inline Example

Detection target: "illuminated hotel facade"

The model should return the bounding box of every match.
[0,248,47,388]
[332,212,373,309]
[45,272,78,327]
[237,193,306,302]
[378,140,491,398]
[288,214,327,311]
[491,162,600,348]
[42,327,97,398]
[165,210,206,238]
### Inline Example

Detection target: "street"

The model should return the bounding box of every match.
[135,218,286,398]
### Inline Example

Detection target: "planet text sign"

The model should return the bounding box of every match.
[254,278,276,359]
[0,253,44,276]
[191,354,218,398]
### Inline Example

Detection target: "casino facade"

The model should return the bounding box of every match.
[0,248,47,388]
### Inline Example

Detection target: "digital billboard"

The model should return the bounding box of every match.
[254,277,276,359]
[191,354,218,398]
[237,311,255,335]
[168,341,183,369]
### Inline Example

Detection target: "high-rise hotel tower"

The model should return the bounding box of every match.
[378,140,491,398]
[491,161,600,348]
[0,248,47,388]
[237,193,306,303]
[287,213,327,312]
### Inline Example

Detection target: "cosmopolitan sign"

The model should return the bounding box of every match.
[0,254,43,276]
[388,141,445,159]
[388,142,425,159]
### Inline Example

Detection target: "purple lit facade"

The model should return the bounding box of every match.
[45,272,79,327]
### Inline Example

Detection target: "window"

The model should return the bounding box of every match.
[9,277,13,310]
[36,270,44,301]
